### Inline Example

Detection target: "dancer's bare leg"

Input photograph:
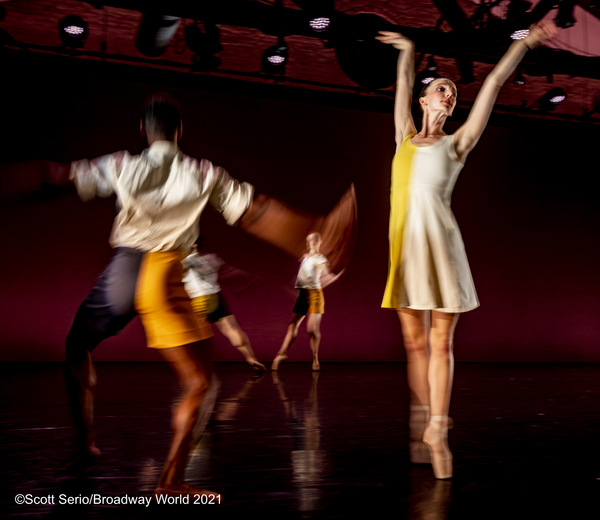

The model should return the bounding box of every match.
[398,309,431,464]
[64,348,101,460]
[272,313,305,370]
[215,315,265,372]
[423,311,459,479]
[155,340,218,496]
[397,309,430,407]
[306,313,322,371]
[428,311,458,417]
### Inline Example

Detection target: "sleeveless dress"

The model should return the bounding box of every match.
[382,133,479,313]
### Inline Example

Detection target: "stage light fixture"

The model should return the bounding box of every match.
[185,22,222,71]
[426,56,438,72]
[136,13,181,57]
[309,17,331,34]
[513,67,525,85]
[262,37,288,76]
[555,0,576,28]
[511,28,529,40]
[58,15,88,49]
[538,87,567,111]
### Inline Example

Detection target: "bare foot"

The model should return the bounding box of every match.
[271,354,287,371]
[67,444,101,473]
[86,442,101,458]
[249,360,266,373]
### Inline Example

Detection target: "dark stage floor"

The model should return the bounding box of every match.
[1,362,599,519]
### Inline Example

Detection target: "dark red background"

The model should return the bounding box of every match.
[1,59,598,363]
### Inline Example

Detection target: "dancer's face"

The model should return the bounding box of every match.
[420,79,457,115]
[306,234,321,252]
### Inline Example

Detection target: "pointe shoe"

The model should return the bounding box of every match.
[312,357,320,371]
[409,405,430,465]
[423,416,453,479]
[271,354,287,371]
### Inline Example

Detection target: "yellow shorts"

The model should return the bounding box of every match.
[191,294,220,317]
[307,289,325,314]
[135,251,213,349]
[292,289,325,315]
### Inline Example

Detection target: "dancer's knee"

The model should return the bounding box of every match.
[402,334,428,355]
[308,328,321,342]
[429,331,453,355]
[288,322,300,338]
[185,373,209,404]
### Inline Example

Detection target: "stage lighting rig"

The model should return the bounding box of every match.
[262,37,288,76]
[537,87,567,111]
[308,16,331,34]
[513,67,526,85]
[59,15,88,49]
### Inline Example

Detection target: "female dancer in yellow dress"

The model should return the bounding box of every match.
[377,21,557,479]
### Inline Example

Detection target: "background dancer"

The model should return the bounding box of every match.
[272,232,337,372]
[183,238,265,373]
[377,22,557,479]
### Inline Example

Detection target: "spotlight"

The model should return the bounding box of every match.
[58,15,88,49]
[309,17,331,34]
[262,37,288,76]
[513,67,525,85]
[538,87,567,111]
[555,0,576,29]
[511,28,529,40]
[548,89,566,104]
[426,56,438,72]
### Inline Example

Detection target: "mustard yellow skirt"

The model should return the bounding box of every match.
[135,251,213,349]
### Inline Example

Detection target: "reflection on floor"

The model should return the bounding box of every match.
[1,362,599,519]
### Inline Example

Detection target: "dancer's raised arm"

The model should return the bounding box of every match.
[454,21,557,162]
[376,31,417,146]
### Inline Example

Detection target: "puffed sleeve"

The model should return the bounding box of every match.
[69,151,129,201]
[207,163,254,226]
